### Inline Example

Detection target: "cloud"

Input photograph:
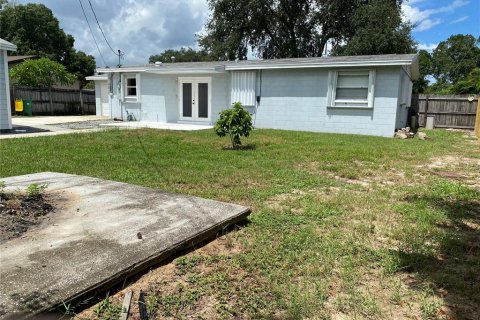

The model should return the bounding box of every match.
[402,0,469,31]
[449,15,469,24]
[416,18,442,31]
[17,0,209,67]
[418,42,438,52]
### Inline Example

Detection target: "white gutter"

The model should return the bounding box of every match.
[224,59,416,71]
[86,75,108,81]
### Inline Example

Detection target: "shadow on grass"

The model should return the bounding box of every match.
[221,144,256,151]
[393,195,480,319]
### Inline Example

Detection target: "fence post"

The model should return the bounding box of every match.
[424,95,429,127]
[475,97,480,140]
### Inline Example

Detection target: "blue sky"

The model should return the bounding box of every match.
[13,0,480,66]
[404,0,480,51]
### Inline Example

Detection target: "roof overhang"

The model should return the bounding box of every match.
[96,65,225,75]
[0,38,17,51]
[86,75,108,81]
[225,58,420,80]
[93,55,419,80]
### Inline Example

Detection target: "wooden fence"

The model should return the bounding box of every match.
[411,94,478,129]
[10,86,96,115]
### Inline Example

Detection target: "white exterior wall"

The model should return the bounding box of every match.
[395,69,413,129]
[0,50,12,131]
[252,67,401,137]
[108,72,230,123]
[100,66,406,137]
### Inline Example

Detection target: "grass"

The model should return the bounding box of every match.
[1,128,479,319]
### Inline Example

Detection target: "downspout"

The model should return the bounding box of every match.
[108,73,114,119]
[254,70,262,126]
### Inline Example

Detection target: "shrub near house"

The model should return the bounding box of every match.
[214,102,254,149]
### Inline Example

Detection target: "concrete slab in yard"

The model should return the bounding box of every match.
[0,172,250,318]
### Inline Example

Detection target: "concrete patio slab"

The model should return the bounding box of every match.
[0,172,250,318]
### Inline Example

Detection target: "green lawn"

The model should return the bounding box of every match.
[1,128,479,319]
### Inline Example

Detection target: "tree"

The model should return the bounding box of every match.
[0,0,8,10]
[64,50,96,113]
[0,2,96,88]
[331,0,416,55]
[10,58,76,115]
[149,47,210,63]
[431,34,480,84]
[413,50,433,93]
[198,0,412,60]
[214,102,253,149]
[198,0,359,60]
[0,3,72,62]
[451,68,480,94]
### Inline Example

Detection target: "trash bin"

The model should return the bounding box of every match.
[23,99,33,116]
[15,99,24,113]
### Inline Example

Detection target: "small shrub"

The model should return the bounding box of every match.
[26,183,47,198]
[214,102,253,149]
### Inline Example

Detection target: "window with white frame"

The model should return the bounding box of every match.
[231,71,256,106]
[327,70,376,108]
[122,74,140,102]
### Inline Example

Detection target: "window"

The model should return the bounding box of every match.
[231,71,256,106]
[122,74,140,102]
[328,70,375,108]
[126,77,137,96]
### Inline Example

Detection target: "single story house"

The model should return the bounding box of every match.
[87,54,419,137]
[0,38,17,132]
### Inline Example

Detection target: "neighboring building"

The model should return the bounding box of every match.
[0,38,16,132]
[7,55,37,69]
[88,54,419,137]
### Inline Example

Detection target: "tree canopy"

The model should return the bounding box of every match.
[331,0,415,55]
[10,58,75,88]
[149,48,209,63]
[0,2,96,83]
[415,34,480,94]
[198,0,414,60]
[431,34,480,84]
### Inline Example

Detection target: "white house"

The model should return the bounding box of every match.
[88,54,419,137]
[0,38,16,132]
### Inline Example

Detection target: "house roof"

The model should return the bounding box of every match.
[96,54,419,80]
[7,55,37,63]
[85,75,108,81]
[0,38,17,51]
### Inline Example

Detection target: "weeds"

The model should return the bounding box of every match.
[26,183,47,198]
[93,295,122,320]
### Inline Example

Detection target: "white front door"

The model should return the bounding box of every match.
[179,77,211,121]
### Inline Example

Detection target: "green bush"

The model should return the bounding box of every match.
[214,102,254,148]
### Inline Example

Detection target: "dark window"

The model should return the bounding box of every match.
[198,83,208,118]
[182,83,192,117]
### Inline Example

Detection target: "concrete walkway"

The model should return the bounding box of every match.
[0,117,212,139]
[0,172,250,318]
[0,116,111,139]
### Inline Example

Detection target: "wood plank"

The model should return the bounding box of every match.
[119,291,133,320]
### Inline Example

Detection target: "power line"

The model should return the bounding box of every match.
[87,0,120,57]
[78,0,107,66]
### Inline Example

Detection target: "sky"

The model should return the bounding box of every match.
[14,0,480,67]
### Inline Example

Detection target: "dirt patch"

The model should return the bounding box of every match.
[424,155,480,190]
[0,190,54,244]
